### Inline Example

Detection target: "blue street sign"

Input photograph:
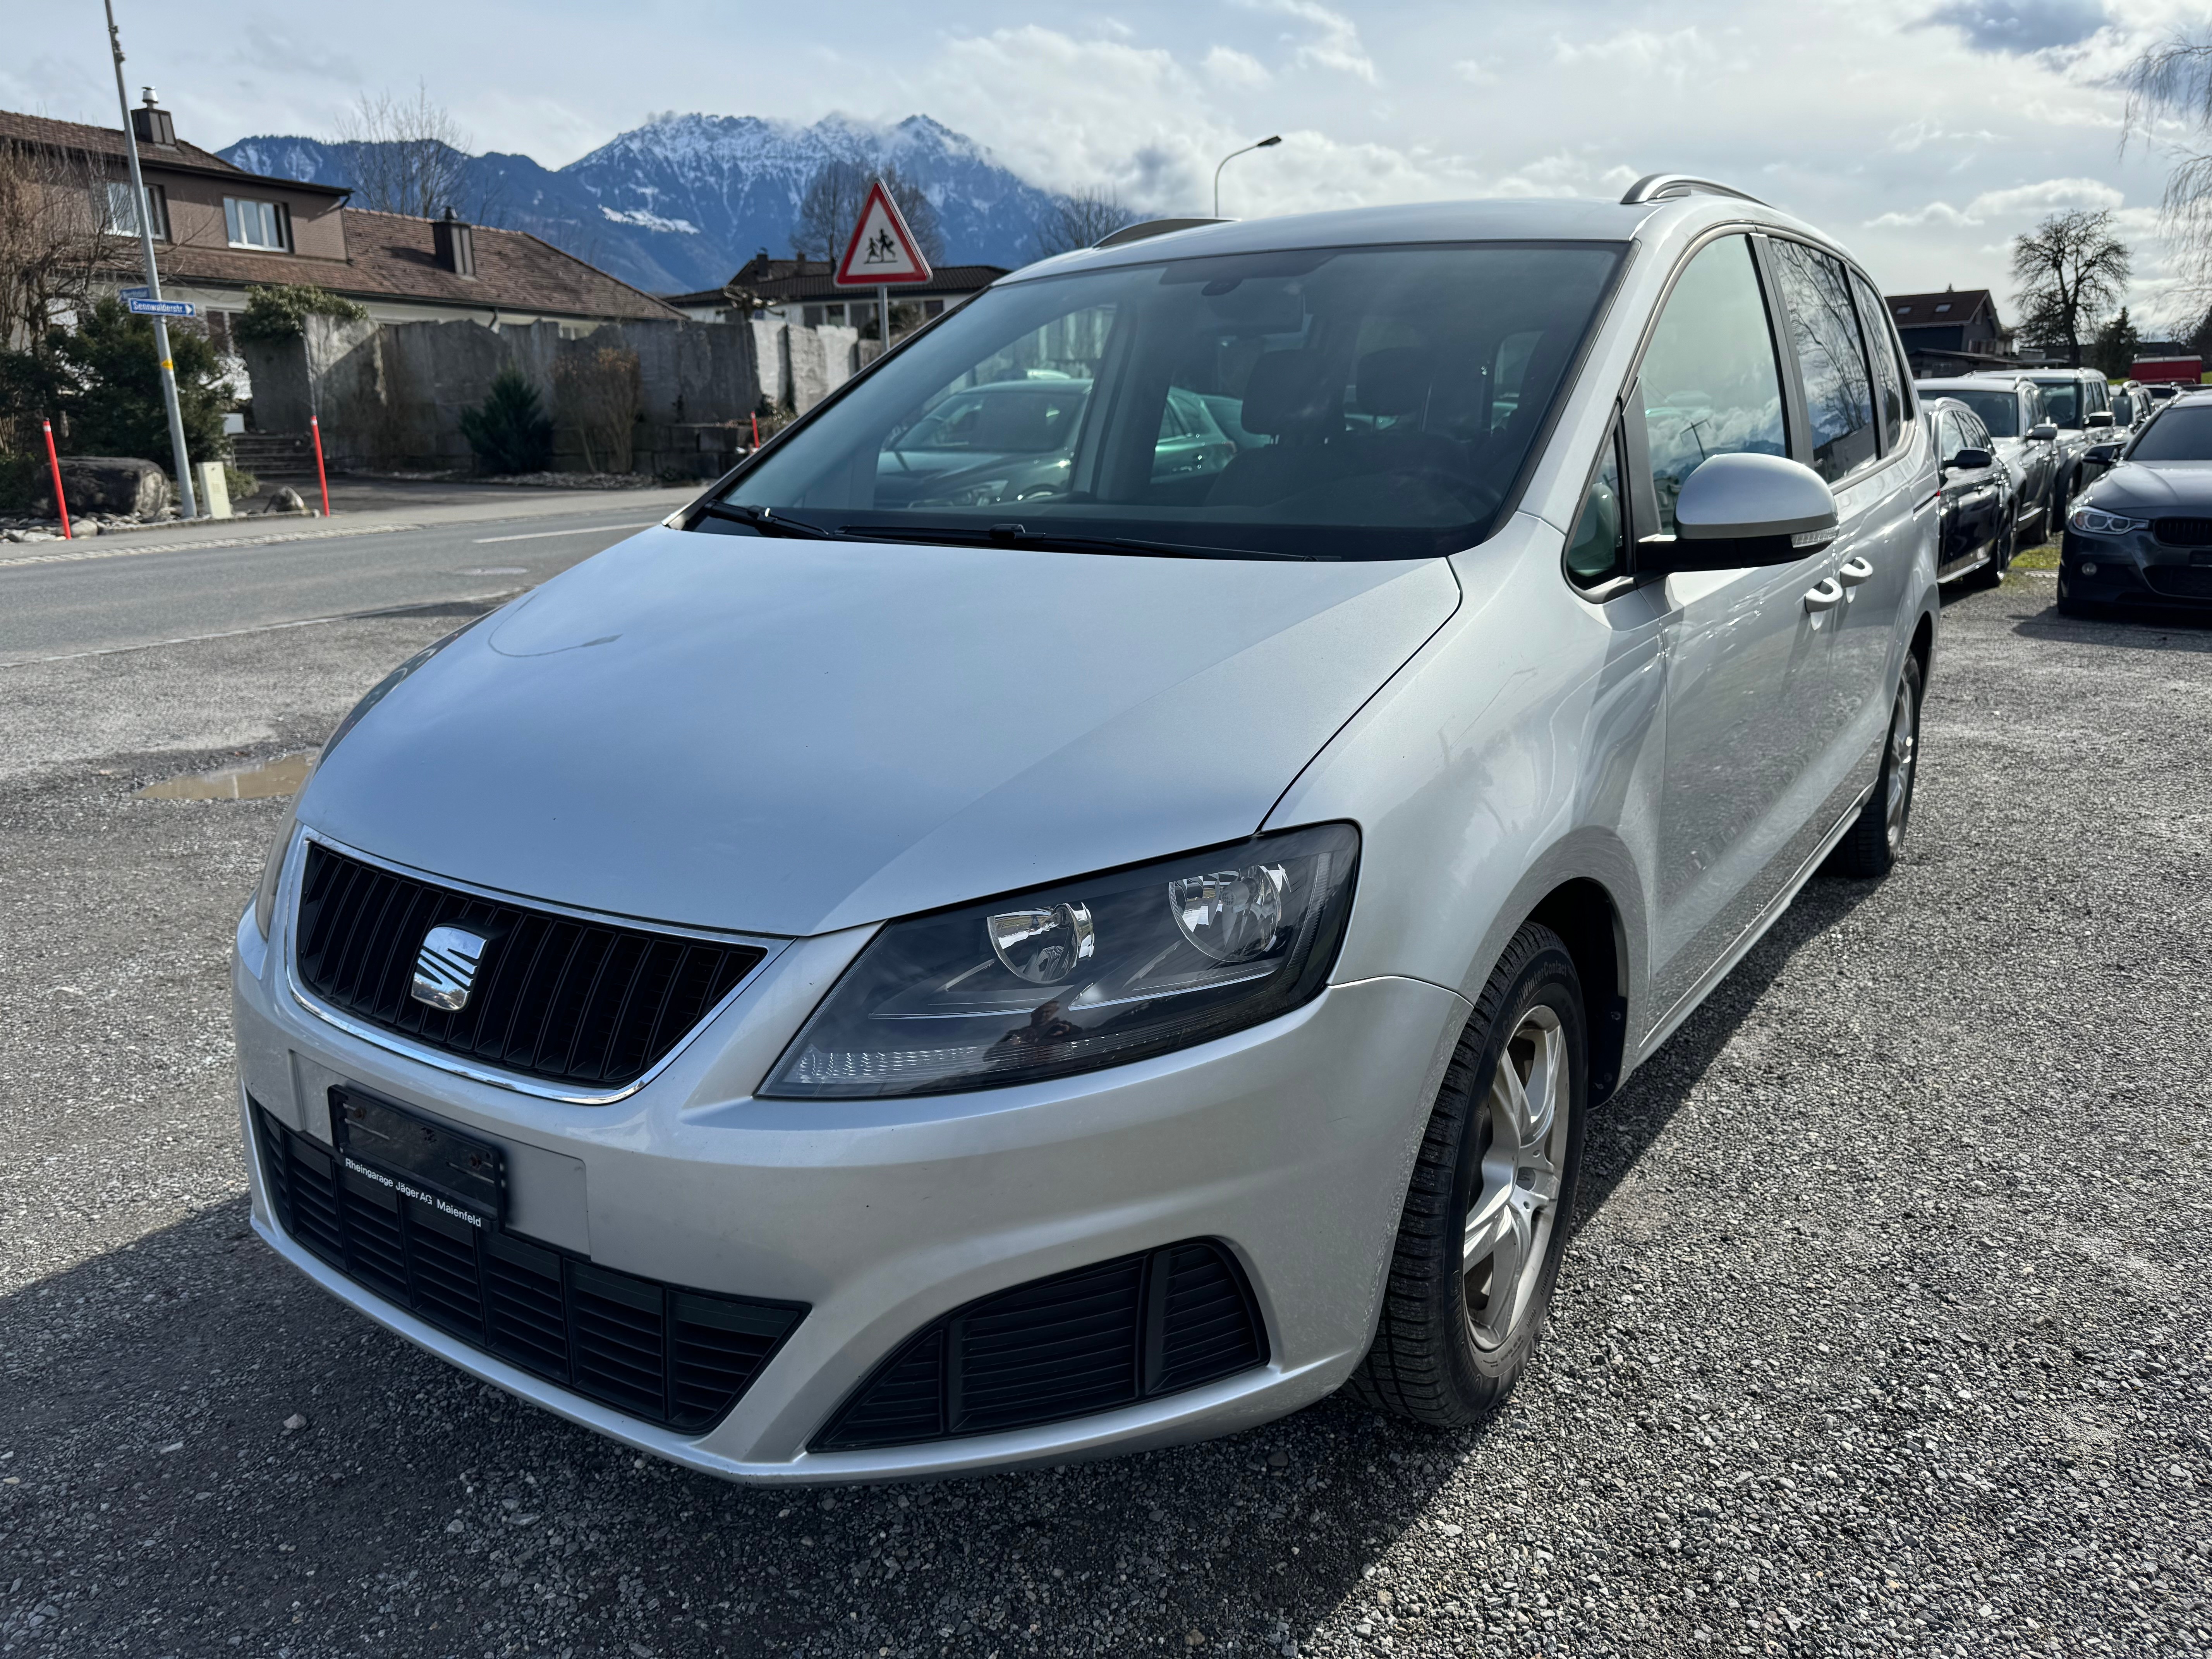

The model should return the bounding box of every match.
[126,297,196,318]
[120,285,150,301]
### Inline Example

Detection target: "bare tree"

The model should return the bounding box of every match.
[335,84,498,223]
[790,160,945,266]
[0,141,108,353]
[2126,33,2212,306]
[1032,187,1137,259]
[553,345,643,474]
[2010,211,2130,368]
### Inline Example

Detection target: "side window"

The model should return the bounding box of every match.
[1960,412,1991,453]
[1848,268,1906,452]
[1936,409,1965,463]
[1770,240,1877,482]
[1637,235,1788,536]
[1565,428,1627,587]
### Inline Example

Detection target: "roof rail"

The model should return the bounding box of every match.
[1620,174,1765,207]
[1094,216,1229,249]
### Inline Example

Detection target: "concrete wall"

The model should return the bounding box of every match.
[244,314,863,477]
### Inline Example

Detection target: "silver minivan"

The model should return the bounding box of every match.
[233,175,1941,1483]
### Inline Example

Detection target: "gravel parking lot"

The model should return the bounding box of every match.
[2,569,2208,1658]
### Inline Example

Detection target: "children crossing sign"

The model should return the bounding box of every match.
[835,180,933,287]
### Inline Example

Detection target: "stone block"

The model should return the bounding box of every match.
[51,456,169,516]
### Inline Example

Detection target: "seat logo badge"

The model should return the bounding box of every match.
[411,926,489,1012]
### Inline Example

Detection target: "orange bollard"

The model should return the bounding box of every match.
[310,415,332,516]
[42,418,70,539]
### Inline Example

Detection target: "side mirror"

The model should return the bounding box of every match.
[1946,447,1993,472]
[2086,410,2114,429]
[2027,423,2058,442]
[1640,452,1838,572]
[2084,441,2124,466]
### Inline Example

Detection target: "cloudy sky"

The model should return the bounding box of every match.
[8,0,2207,325]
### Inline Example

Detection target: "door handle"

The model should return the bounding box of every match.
[1803,577,1845,613]
[1837,556,1874,586]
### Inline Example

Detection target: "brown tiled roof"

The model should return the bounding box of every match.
[1886,289,1997,328]
[144,211,679,321]
[704,254,1007,306]
[0,107,347,194]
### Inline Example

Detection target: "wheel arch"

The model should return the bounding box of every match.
[1525,878,1630,1105]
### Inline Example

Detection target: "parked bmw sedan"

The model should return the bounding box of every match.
[2060,390,2212,616]
[233,180,1941,1483]
[1915,375,2059,544]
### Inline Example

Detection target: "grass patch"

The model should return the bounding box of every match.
[2012,539,2060,572]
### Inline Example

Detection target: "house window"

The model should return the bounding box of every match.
[224,197,291,251]
[103,180,168,240]
[1934,302,1951,313]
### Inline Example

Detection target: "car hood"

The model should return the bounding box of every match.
[301,529,1460,937]
[2084,461,2212,514]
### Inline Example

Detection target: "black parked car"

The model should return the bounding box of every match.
[2059,390,2212,616]
[1924,396,2018,586]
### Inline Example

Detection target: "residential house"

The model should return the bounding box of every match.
[665,253,1007,331]
[1885,288,2014,377]
[0,94,680,360]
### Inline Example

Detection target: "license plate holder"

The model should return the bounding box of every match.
[331,1087,506,1229]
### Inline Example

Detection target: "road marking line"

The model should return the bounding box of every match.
[472,521,656,544]
[0,591,521,670]
[0,523,421,570]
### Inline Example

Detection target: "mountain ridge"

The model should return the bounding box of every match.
[221,112,1065,295]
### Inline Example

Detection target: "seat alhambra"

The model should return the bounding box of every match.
[233,176,1941,1482]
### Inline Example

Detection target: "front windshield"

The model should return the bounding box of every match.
[709,241,1626,560]
[1934,388,2019,437]
[2127,404,2212,461]
[2035,381,2081,426]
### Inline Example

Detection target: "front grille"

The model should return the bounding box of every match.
[2152,517,2212,548]
[256,1105,803,1432]
[2144,565,2212,599]
[814,1240,1265,1451]
[293,842,766,1091]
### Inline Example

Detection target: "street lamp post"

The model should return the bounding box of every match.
[102,0,198,519]
[1213,135,1282,219]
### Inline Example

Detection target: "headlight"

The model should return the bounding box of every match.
[2068,505,2146,536]
[251,799,301,939]
[761,823,1360,1099]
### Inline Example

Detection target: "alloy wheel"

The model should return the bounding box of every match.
[1464,1005,1568,1350]
[1883,676,1917,855]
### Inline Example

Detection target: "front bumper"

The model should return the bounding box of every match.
[2059,529,2212,609]
[233,871,1467,1483]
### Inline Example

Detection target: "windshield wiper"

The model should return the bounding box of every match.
[840,522,1316,562]
[695,501,838,539]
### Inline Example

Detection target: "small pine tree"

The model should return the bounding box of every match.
[51,294,230,464]
[2091,306,2142,381]
[458,369,554,474]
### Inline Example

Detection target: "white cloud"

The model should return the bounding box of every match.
[1452,58,1498,86]
[1240,0,1378,85]
[1866,175,2126,226]
[1202,46,1271,88]
[1553,26,1719,86]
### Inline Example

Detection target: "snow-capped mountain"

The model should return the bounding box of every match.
[222,113,1067,294]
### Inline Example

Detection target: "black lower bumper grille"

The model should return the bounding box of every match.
[292,842,767,1092]
[814,1240,1265,1452]
[2144,564,2212,599]
[255,1105,803,1432]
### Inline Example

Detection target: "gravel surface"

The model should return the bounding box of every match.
[2,570,2208,1658]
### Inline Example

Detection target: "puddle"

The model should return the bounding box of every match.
[136,751,316,800]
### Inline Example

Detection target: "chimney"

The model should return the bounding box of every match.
[433,206,476,278]
[131,87,175,148]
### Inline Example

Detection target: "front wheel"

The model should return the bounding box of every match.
[1349,923,1588,1425]
[1827,652,1922,878]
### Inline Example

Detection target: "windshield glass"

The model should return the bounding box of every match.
[1932,388,2019,437]
[2128,404,2212,461]
[2035,381,2081,426]
[709,241,1626,560]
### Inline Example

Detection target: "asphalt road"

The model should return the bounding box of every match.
[2,560,2208,1659]
[0,482,696,665]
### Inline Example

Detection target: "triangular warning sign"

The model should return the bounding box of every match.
[834,180,934,287]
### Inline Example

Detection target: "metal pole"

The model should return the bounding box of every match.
[879,284,890,357]
[103,0,198,519]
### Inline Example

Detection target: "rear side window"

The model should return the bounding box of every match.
[1771,240,1877,482]
[1848,268,1907,450]
[1638,235,1788,535]
[1936,409,1965,463]
[1565,427,1626,587]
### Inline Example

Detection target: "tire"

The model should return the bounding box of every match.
[1968,524,2012,588]
[1827,651,1922,878]
[1348,922,1589,1426]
